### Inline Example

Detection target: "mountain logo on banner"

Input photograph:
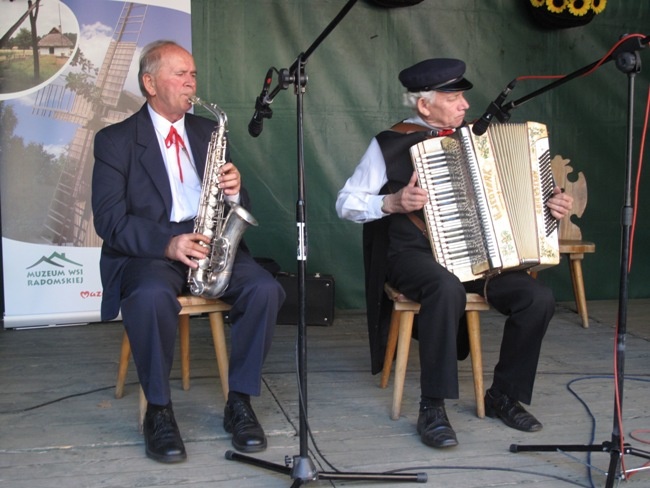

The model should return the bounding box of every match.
[26,252,83,270]
[24,252,85,288]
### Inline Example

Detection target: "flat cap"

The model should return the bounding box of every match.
[399,58,473,92]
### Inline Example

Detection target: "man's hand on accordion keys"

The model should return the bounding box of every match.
[382,171,429,215]
[547,186,573,220]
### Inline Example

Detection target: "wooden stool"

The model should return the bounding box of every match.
[558,240,596,328]
[380,283,490,420]
[114,295,231,429]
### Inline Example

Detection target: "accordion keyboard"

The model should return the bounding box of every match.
[414,135,494,281]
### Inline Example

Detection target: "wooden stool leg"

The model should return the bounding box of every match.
[391,311,415,420]
[209,311,229,400]
[115,331,131,399]
[380,310,401,389]
[178,315,190,390]
[568,255,589,328]
[138,386,147,434]
[466,311,485,418]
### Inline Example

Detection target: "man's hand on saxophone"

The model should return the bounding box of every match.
[166,160,246,269]
[164,233,210,268]
[218,162,241,196]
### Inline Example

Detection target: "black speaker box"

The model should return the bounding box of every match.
[276,272,335,326]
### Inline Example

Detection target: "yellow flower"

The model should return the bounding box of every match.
[568,0,591,16]
[530,0,545,7]
[546,0,568,13]
[591,0,607,14]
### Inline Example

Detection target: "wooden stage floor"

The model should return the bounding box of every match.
[1,299,649,488]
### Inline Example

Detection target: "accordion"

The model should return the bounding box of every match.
[409,121,560,282]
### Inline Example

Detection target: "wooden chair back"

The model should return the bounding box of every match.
[550,155,596,328]
[552,154,588,241]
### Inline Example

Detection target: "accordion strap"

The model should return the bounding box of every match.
[406,213,427,236]
[390,122,432,134]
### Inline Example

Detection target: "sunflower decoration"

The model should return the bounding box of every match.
[591,0,607,14]
[567,0,590,16]
[546,0,568,14]
[528,0,607,28]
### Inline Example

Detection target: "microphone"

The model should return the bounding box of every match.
[248,68,275,137]
[472,80,517,136]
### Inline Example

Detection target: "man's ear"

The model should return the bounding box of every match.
[416,97,430,117]
[143,74,155,97]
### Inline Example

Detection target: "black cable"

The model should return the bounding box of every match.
[564,375,650,488]
[290,370,650,487]
[389,464,590,487]
[0,384,118,414]
[4,368,649,487]
[0,375,219,415]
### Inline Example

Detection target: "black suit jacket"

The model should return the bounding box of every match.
[91,104,250,321]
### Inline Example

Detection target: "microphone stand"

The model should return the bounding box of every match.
[500,35,650,487]
[226,0,426,485]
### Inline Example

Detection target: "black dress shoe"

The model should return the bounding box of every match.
[416,404,458,448]
[484,388,543,432]
[223,399,267,452]
[143,406,187,463]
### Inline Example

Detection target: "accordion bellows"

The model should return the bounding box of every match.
[410,122,560,282]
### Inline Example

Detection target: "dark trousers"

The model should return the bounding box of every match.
[120,251,285,406]
[388,246,554,405]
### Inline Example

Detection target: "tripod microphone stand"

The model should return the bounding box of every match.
[226,0,426,484]
[495,35,650,487]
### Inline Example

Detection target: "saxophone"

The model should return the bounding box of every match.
[187,96,258,298]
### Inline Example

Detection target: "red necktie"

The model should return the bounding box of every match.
[165,126,186,182]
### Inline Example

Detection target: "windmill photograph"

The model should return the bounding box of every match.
[0,0,191,247]
[34,1,148,247]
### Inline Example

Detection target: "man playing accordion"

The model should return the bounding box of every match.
[336,58,573,449]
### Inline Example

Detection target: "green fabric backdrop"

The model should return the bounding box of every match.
[191,0,650,310]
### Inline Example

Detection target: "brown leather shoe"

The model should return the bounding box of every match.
[223,399,267,452]
[484,388,543,432]
[416,404,458,448]
[143,405,187,463]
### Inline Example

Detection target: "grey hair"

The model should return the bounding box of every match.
[138,40,182,97]
[402,90,436,110]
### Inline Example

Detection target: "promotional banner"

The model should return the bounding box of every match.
[1,0,191,328]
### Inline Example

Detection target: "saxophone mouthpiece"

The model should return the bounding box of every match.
[187,96,227,126]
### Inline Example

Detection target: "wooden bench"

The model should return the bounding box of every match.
[380,283,490,420]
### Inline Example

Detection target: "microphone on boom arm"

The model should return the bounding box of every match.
[472,79,517,136]
[248,68,275,137]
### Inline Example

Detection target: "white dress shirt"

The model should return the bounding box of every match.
[336,115,434,223]
[148,105,202,223]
